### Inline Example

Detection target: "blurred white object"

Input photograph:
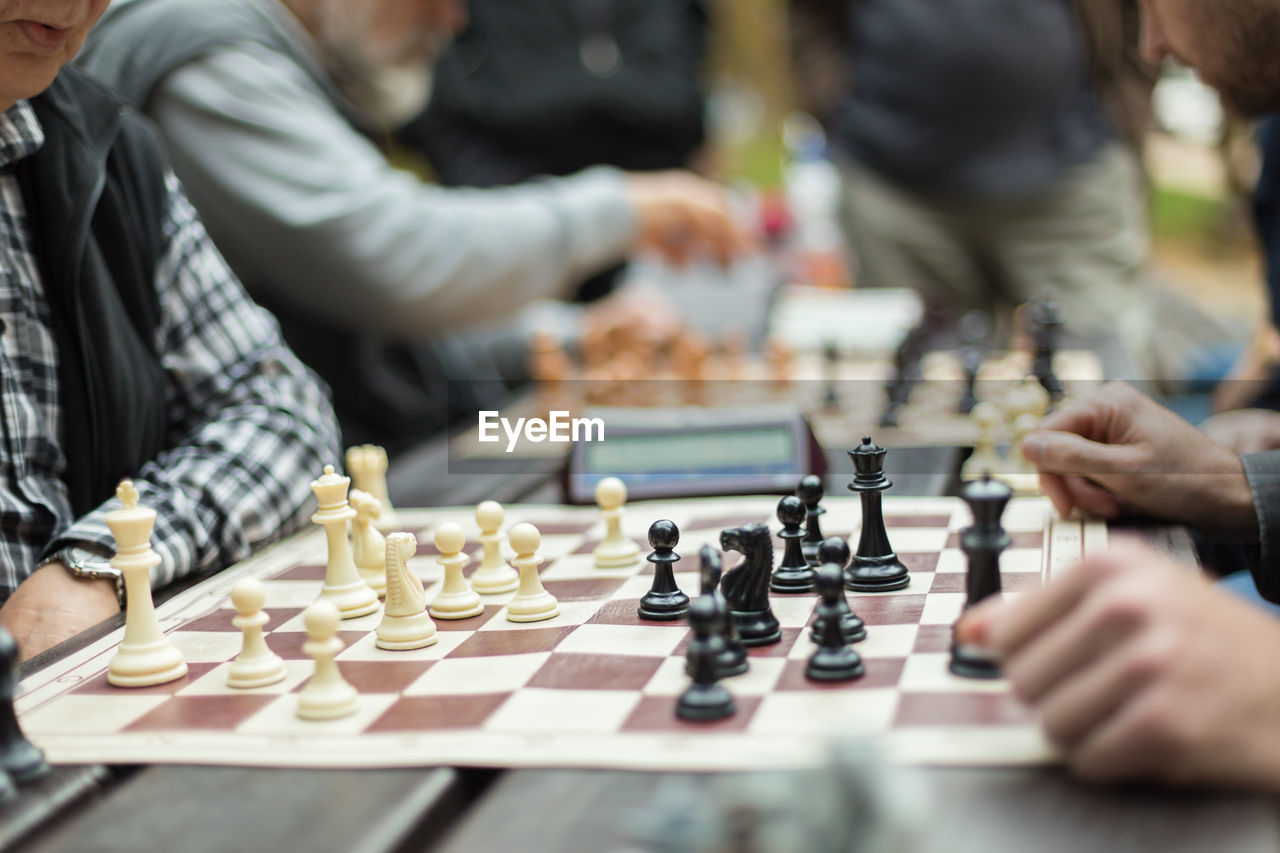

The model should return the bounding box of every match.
[1153,68,1224,145]
[770,286,924,355]
[782,113,845,257]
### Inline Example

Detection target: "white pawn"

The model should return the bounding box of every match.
[226,578,287,689]
[506,523,559,623]
[960,400,1002,483]
[107,480,188,688]
[350,489,387,599]
[593,477,640,568]
[470,501,519,594]
[429,523,484,619]
[376,532,437,650]
[297,600,358,720]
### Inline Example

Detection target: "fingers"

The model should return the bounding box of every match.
[1037,472,1076,518]
[982,550,1129,658]
[1021,429,1138,479]
[1059,475,1123,519]
[1036,631,1169,749]
[1002,572,1153,705]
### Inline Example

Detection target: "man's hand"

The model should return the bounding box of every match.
[1020,382,1256,537]
[0,562,120,661]
[625,171,748,267]
[1201,408,1280,455]
[958,543,1280,790]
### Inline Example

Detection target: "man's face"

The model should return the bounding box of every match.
[0,0,110,109]
[1139,0,1280,116]
[314,0,467,70]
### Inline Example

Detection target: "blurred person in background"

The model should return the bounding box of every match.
[79,0,743,454]
[395,0,710,303]
[788,0,1158,366]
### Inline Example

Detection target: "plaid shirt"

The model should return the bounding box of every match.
[0,100,340,599]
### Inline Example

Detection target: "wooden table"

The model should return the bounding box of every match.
[4,446,1277,852]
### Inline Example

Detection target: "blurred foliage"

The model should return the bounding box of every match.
[1149,186,1252,256]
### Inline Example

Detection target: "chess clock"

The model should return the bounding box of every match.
[563,406,825,504]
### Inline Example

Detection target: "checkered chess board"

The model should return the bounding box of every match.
[16,496,1104,770]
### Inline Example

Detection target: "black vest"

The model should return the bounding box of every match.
[13,68,169,516]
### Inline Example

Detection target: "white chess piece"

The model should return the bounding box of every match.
[429,523,484,619]
[107,480,188,688]
[960,400,1003,483]
[350,489,387,599]
[1006,412,1043,495]
[593,477,640,568]
[297,601,359,720]
[469,501,518,594]
[345,444,397,530]
[1019,375,1051,420]
[310,466,380,619]
[376,532,437,650]
[226,578,287,689]
[505,523,559,623]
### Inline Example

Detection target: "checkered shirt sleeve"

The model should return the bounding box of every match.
[47,173,342,588]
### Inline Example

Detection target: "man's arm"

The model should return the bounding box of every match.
[146,44,676,337]
[45,173,341,588]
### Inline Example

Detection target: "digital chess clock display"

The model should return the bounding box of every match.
[565,408,820,503]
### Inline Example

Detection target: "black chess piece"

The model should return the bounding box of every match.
[881,325,927,428]
[1029,296,1064,401]
[955,310,990,415]
[698,545,749,678]
[639,519,690,621]
[846,437,910,592]
[0,626,47,785]
[949,473,1013,679]
[770,496,816,594]
[822,340,840,410]
[806,564,865,682]
[810,537,866,644]
[720,524,782,646]
[676,597,736,721]
[796,475,826,567]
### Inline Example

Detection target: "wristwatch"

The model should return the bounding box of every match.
[42,547,125,609]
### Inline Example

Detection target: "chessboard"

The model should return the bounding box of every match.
[16,495,1103,771]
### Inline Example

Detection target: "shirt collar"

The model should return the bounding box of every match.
[0,101,45,168]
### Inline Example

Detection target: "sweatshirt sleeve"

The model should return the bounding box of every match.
[146,43,637,339]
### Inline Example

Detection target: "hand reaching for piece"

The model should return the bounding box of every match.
[958,542,1280,790]
[625,171,750,267]
[1020,382,1256,537]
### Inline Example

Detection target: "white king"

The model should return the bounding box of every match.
[107,479,188,687]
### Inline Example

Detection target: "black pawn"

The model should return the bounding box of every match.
[810,537,865,644]
[1030,296,1064,401]
[0,626,47,784]
[955,310,990,415]
[796,475,827,567]
[639,520,690,621]
[822,340,840,410]
[677,597,736,721]
[770,496,815,593]
[846,437,910,592]
[806,564,865,682]
[949,473,1013,679]
[699,546,748,678]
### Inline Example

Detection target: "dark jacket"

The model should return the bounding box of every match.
[789,0,1158,195]
[14,67,168,516]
